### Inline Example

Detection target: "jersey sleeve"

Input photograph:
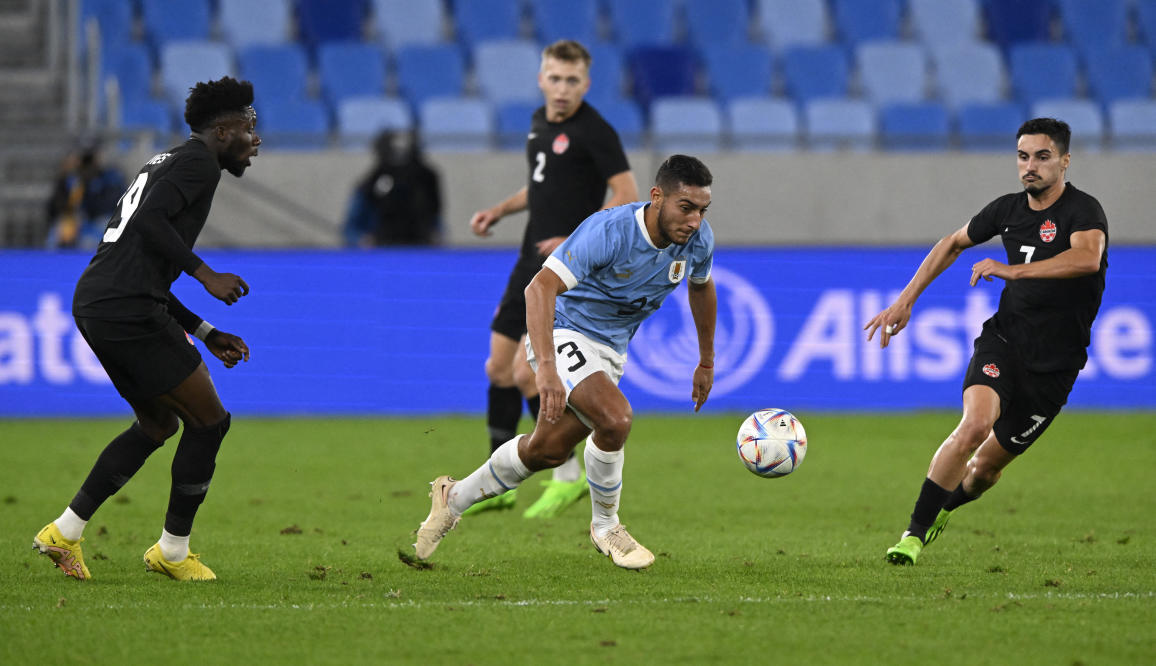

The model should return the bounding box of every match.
[690,222,714,284]
[586,114,631,181]
[132,152,218,275]
[1072,193,1108,233]
[543,216,618,290]
[966,195,1006,245]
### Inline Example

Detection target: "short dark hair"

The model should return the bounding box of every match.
[655,155,713,193]
[1017,117,1071,155]
[541,40,591,69]
[184,76,255,132]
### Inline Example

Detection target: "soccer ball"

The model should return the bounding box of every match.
[736,409,807,478]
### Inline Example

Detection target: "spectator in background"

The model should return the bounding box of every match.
[343,129,442,247]
[45,141,126,249]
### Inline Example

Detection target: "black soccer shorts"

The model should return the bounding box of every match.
[490,255,544,341]
[963,326,1080,456]
[75,312,203,402]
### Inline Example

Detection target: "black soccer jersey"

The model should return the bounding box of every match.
[522,102,630,258]
[73,138,221,320]
[967,183,1108,372]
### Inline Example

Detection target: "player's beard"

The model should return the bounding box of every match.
[222,139,252,177]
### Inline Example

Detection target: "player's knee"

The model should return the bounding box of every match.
[484,357,514,386]
[951,419,991,454]
[968,458,1002,490]
[594,411,633,450]
[138,413,180,441]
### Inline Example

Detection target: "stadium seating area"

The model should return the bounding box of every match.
[83,0,1156,150]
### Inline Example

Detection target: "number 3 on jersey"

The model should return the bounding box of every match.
[103,173,148,243]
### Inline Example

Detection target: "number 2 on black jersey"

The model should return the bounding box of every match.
[532,151,546,183]
[103,173,148,243]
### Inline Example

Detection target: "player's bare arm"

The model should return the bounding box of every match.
[866,223,976,347]
[193,263,249,305]
[687,277,717,412]
[524,268,569,424]
[970,228,1105,286]
[470,187,529,237]
[603,170,639,208]
[205,330,250,368]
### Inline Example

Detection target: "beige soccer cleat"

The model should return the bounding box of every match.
[590,524,655,570]
[144,543,217,581]
[414,475,461,560]
[33,522,91,580]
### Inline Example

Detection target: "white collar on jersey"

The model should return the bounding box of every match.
[635,204,661,250]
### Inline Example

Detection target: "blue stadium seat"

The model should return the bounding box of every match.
[372,0,446,50]
[956,101,1026,151]
[337,96,412,148]
[702,44,774,103]
[1085,46,1154,108]
[650,97,724,154]
[159,41,235,105]
[237,44,309,106]
[475,40,541,103]
[981,0,1053,50]
[118,98,174,137]
[255,98,331,149]
[453,0,523,48]
[755,0,828,51]
[318,41,387,108]
[727,96,799,151]
[219,0,292,47]
[856,41,928,105]
[585,43,625,106]
[832,0,902,48]
[879,102,951,151]
[909,0,981,51]
[592,98,644,150]
[101,43,153,106]
[1009,43,1079,106]
[1031,99,1104,151]
[531,0,600,46]
[932,42,1005,108]
[782,45,850,103]
[627,46,697,108]
[495,100,538,150]
[396,44,466,109]
[419,96,494,152]
[804,98,876,151]
[80,0,134,48]
[684,0,750,47]
[141,0,210,47]
[298,0,367,47]
[1108,99,1156,150]
[610,0,677,47]
[1139,0,1156,58]
[1057,0,1127,60]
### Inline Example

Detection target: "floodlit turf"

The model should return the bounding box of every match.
[2,413,1154,664]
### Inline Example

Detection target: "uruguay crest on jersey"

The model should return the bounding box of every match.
[668,260,686,283]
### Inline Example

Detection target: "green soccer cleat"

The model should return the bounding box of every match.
[885,534,924,566]
[523,478,589,519]
[33,522,91,580]
[144,544,217,581]
[461,487,517,516]
[923,508,954,547]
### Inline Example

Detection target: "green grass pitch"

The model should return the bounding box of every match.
[2,412,1154,664]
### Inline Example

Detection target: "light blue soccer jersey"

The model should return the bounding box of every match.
[543,201,714,354]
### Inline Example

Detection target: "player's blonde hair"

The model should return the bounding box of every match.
[541,40,592,71]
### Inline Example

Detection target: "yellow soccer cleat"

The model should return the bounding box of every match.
[33,522,91,580]
[144,543,217,581]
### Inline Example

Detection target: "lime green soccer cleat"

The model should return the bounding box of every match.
[33,522,91,580]
[144,544,217,581]
[885,534,924,566]
[461,487,517,516]
[923,508,954,548]
[523,478,589,519]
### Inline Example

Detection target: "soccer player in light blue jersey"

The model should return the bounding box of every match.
[412,155,716,569]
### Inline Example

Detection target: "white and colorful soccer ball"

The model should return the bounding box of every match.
[736,409,807,478]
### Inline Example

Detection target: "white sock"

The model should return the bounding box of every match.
[55,507,87,541]
[584,436,623,538]
[158,529,190,562]
[449,436,531,515]
[551,451,583,483]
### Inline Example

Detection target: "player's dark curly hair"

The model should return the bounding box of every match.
[184,76,254,132]
[655,154,713,193]
[1017,117,1071,155]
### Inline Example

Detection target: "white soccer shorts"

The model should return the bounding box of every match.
[525,328,626,425]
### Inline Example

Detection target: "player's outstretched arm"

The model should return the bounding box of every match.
[688,278,717,412]
[204,330,249,368]
[865,223,974,348]
[525,268,569,424]
[971,228,1105,285]
[193,263,249,305]
[469,187,528,237]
